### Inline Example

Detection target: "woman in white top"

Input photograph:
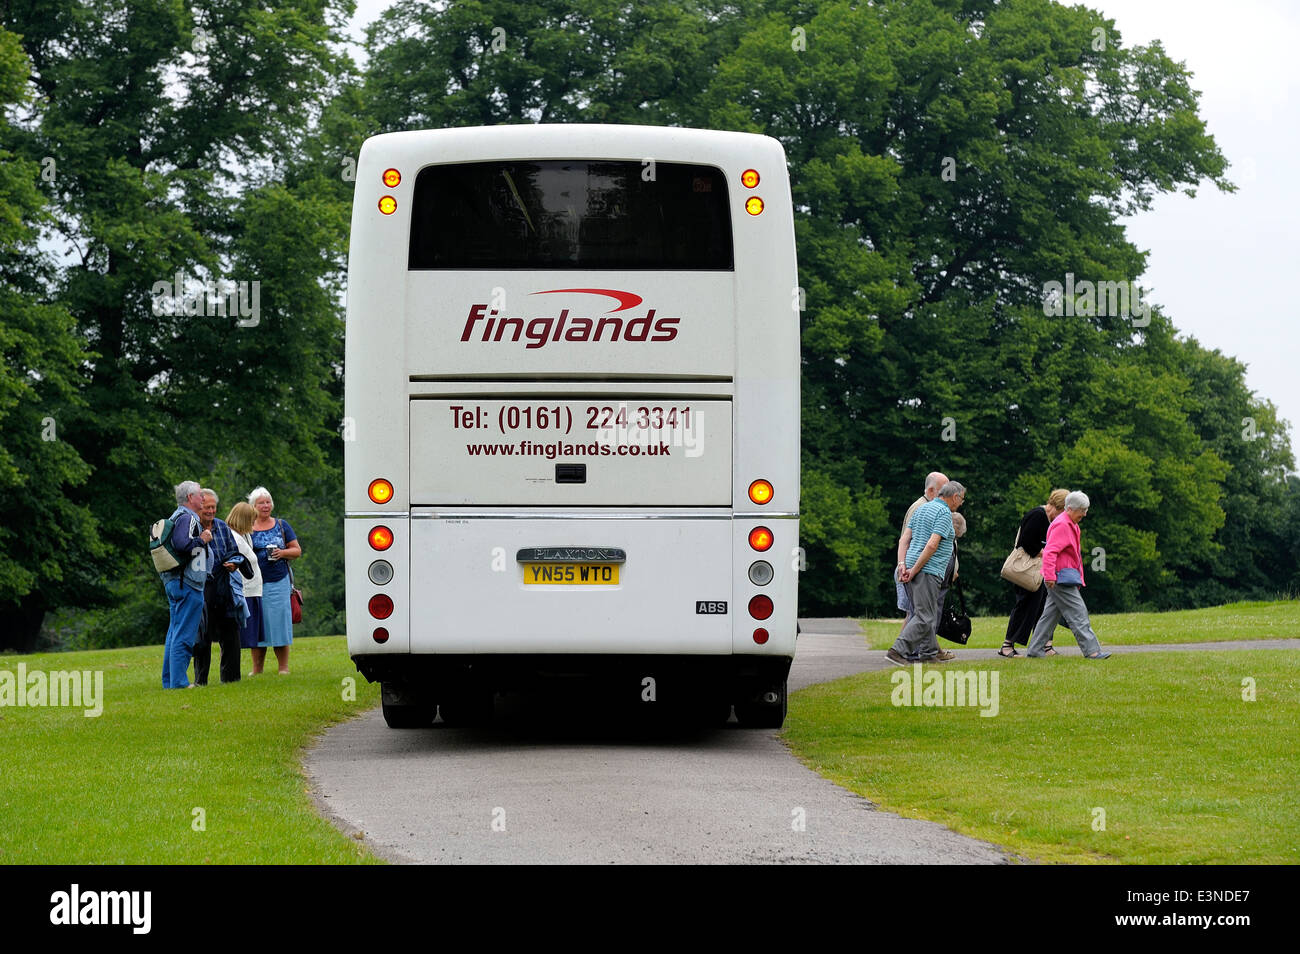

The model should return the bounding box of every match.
[225,502,265,670]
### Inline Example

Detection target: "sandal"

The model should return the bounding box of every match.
[997,644,1020,658]
[1044,644,1058,656]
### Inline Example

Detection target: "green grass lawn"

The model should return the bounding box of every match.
[5,602,1296,865]
[0,637,381,863]
[857,599,1300,649]
[784,650,1300,863]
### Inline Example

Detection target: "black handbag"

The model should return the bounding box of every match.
[937,580,972,645]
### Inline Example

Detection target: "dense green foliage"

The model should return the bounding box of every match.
[1,0,353,648]
[0,0,1294,646]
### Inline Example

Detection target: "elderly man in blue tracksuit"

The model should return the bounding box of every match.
[160,480,213,688]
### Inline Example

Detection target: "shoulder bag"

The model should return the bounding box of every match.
[289,564,304,624]
[937,580,972,645]
[1000,525,1043,591]
[277,519,304,624]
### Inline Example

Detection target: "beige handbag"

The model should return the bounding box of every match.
[1000,526,1043,591]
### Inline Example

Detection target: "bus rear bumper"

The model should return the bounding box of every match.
[352,652,791,704]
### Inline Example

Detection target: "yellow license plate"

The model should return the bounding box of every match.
[523,563,620,585]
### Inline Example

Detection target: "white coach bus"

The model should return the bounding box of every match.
[343,125,799,728]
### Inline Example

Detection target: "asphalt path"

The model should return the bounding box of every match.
[304,624,1297,864]
[305,620,1016,864]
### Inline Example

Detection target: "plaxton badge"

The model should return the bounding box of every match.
[516,547,626,563]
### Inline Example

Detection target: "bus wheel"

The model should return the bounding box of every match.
[735,680,787,729]
[381,682,436,729]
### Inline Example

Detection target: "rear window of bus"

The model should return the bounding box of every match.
[408,160,734,270]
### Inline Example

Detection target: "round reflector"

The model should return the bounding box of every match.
[378,195,397,215]
[748,560,774,586]
[752,627,769,645]
[368,478,394,504]
[748,479,774,505]
[741,169,760,188]
[368,525,393,551]
[368,560,394,585]
[745,196,764,216]
[372,627,390,644]
[748,595,774,620]
[748,526,773,552]
[368,594,393,619]
[382,168,401,188]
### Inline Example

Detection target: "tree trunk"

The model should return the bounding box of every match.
[0,594,47,653]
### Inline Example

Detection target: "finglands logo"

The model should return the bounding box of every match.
[460,288,680,349]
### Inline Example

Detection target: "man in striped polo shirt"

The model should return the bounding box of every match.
[887,481,967,665]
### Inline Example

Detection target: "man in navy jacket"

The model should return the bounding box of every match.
[160,481,212,688]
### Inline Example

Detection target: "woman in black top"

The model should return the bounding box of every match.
[1000,488,1068,656]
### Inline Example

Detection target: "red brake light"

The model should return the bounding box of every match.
[368,594,393,619]
[748,595,773,620]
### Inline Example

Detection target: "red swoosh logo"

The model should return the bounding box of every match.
[530,288,644,312]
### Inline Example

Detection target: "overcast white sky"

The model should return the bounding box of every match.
[347,0,1299,446]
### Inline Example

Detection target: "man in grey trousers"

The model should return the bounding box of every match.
[887,481,966,665]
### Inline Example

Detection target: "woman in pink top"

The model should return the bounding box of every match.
[1026,491,1111,659]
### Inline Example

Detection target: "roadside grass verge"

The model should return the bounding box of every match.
[784,650,1300,864]
[857,599,1299,649]
[0,637,380,863]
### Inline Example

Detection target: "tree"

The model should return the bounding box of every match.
[705,0,1239,613]
[0,26,104,650]
[1,0,352,646]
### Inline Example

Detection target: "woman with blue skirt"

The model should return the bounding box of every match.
[247,486,301,674]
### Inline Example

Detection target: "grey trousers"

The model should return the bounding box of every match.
[892,572,942,660]
[1026,584,1103,657]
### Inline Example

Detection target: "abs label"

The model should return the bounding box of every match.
[696,601,728,614]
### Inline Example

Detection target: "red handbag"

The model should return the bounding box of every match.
[289,564,303,624]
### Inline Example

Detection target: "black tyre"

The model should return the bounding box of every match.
[382,700,436,729]
[380,681,435,729]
